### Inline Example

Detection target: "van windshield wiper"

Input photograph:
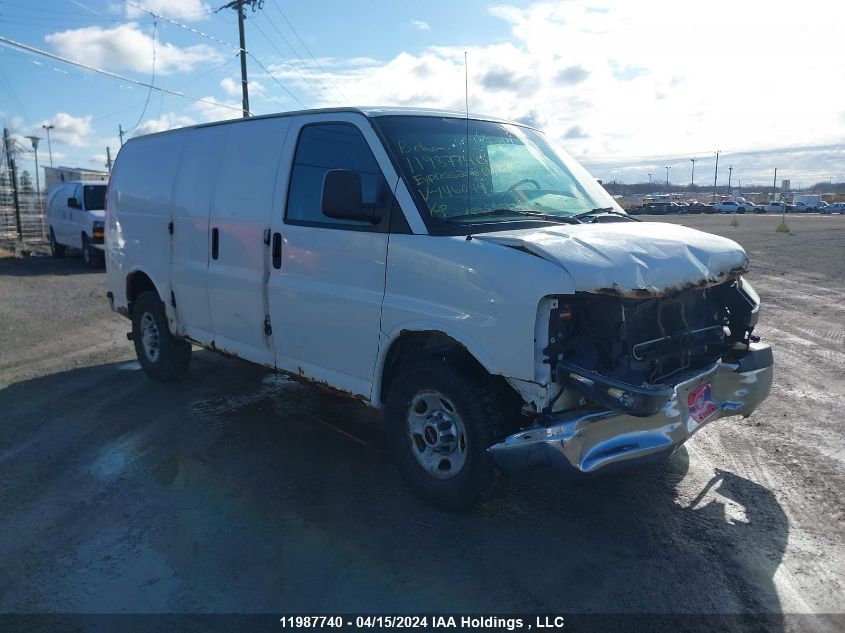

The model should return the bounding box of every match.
[574,207,640,222]
[450,208,581,225]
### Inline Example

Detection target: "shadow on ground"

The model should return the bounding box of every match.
[0,253,102,277]
[0,351,789,624]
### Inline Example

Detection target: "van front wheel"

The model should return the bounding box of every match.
[385,358,507,509]
[131,291,191,381]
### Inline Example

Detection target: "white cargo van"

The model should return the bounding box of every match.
[47,180,107,266]
[106,108,773,507]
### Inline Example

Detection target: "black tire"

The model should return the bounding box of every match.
[49,228,65,258]
[385,357,510,509]
[131,291,191,381]
[81,234,98,267]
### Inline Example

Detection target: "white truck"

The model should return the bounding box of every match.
[47,180,107,266]
[793,194,821,212]
[105,108,773,507]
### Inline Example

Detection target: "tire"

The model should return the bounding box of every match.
[49,228,65,258]
[131,291,191,381]
[81,234,97,268]
[385,357,510,509]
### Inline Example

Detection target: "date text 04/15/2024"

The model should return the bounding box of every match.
[278,616,567,630]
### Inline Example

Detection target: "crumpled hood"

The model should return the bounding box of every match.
[475,221,749,297]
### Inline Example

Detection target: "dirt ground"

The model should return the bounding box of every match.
[0,214,843,630]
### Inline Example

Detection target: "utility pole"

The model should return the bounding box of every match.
[665,166,671,193]
[118,124,125,147]
[106,146,113,173]
[217,0,264,118]
[773,168,778,201]
[728,166,733,193]
[712,150,720,202]
[3,128,23,239]
[42,124,54,166]
[648,173,652,188]
[690,157,696,188]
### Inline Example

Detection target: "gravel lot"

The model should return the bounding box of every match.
[1,214,843,630]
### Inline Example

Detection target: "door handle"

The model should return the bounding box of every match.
[211,227,219,260]
[272,232,282,269]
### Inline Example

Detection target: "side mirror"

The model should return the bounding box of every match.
[322,169,380,223]
[68,197,80,209]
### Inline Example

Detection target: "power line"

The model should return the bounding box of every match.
[0,64,32,126]
[246,51,306,108]
[0,35,245,114]
[250,16,329,103]
[125,0,309,111]
[268,0,350,104]
[125,0,241,52]
[126,17,158,134]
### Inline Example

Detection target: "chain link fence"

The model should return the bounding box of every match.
[1,186,48,244]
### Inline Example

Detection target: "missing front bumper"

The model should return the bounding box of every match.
[488,343,773,477]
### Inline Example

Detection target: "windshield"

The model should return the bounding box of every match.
[374,116,619,231]
[83,185,107,210]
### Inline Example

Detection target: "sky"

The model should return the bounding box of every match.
[1,0,844,189]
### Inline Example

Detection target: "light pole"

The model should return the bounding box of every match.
[728,166,733,194]
[42,124,55,166]
[24,135,43,214]
[712,150,720,202]
[665,166,671,194]
[648,173,653,188]
[690,157,696,189]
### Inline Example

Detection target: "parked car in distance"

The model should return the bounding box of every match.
[715,201,746,213]
[763,201,788,213]
[794,201,815,213]
[817,201,830,213]
[46,180,107,266]
[688,202,712,214]
[823,202,845,214]
[105,107,773,508]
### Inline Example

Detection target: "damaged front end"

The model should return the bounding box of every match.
[489,278,773,476]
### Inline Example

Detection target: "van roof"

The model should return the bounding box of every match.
[123,106,527,143]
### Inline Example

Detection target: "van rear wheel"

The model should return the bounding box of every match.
[385,357,508,509]
[131,291,191,381]
[49,228,65,258]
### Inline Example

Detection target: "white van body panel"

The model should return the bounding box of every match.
[376,234,574,401]
[207,117,292,366]
[169,125,225,345]
[106,133,185,325]
[268,112,396,398]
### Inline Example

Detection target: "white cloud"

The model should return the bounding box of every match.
[35,112,93,147]
[410,20,431,32]
[278,0,845,183]
[125,0,210,21]
[129,113,196,137]
[192,96,242,122]
[45,23,222,75]
[220,77,266,98]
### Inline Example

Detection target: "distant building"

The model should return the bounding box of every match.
[781,179,790,191]
[44,166,109,192]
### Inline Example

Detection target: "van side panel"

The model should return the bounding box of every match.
[106,133,186,317]
[205,117,291,365]
[170,126,227,343]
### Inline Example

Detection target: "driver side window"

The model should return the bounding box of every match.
[285,122,392,230]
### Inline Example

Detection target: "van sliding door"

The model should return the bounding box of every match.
[169,126,226,345]
[206,118,291,364]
